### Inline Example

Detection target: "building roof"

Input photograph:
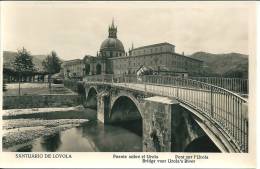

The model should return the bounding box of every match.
[131,42,175,51]
[100,38,125,53]
[173,52,204,63]
[63,59,82,63]
[100,20,125,54]
[83,55,95,62]
[63,59,83,66]
[108,51,203,64]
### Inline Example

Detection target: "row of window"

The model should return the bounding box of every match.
[100,51,124,57]
[124,53,189,62]
[114,61,184,69]
[132,46,174,56]
[65,67,83,71]
[113,61,199,73]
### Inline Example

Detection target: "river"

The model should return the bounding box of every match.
[14,120,143,152]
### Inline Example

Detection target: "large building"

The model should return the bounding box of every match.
[111,42,202,76]
[62,59,85,80]
[63,20,203,79]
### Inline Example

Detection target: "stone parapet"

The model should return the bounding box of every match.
[3,94,81,109]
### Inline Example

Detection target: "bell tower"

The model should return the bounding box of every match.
[108,18,117,38]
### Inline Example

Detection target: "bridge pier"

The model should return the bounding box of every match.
[142,96,178,152]
[97,91,110,123]
[142,96,212,152]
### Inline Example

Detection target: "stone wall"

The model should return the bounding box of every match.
[142,96,175,152]
[141,96,207,152]
[3,94,81,109]
[97,92,110,123]
[63,80,80,93]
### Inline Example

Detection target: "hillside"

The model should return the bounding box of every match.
[3,51,48,72]
[190,52,248,78]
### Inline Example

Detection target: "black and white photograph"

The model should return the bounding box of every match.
[0,1,257,168]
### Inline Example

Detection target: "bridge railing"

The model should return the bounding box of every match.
[84,74,248,152]
[190,77,248,95]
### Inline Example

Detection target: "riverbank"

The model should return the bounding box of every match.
[4,83,74,96]
[3,119,88,149]
[3,106,96,120]
[3,83,83,109]
[2,105,97,151]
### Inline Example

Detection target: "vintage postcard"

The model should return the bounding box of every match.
[0,1,257,168]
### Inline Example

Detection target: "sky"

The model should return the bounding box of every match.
[1,1,253,60]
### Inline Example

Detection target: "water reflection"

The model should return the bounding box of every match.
[80,121,142,152]
[40,133,62,152]
[110,119,142,137]
[17,144,33,152]
[27,120,142,152]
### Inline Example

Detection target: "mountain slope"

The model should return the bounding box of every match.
[3,51,48,72]
[190,52,248,78]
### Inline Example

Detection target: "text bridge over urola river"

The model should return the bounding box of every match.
[83,75,248,152]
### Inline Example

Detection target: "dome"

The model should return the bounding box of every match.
[100,38,125,52]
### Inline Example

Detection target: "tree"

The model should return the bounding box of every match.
[13,47,35,96]
[42,51,62,90]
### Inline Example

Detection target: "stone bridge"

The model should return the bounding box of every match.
[82,75,248,153]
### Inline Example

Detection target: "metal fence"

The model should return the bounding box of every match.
[83,74,248,152]
[190,77,248,95]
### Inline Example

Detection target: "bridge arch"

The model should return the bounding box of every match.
[179,103,238,152]
[184,135,220,152]
[110,92,143,118]
[110,95,143,136]
[85,86,98,110]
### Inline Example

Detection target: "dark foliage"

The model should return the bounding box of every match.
[42,51,62,75]
[14,47,35,74]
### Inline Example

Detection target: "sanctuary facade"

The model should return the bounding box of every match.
[63,20,203,79]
